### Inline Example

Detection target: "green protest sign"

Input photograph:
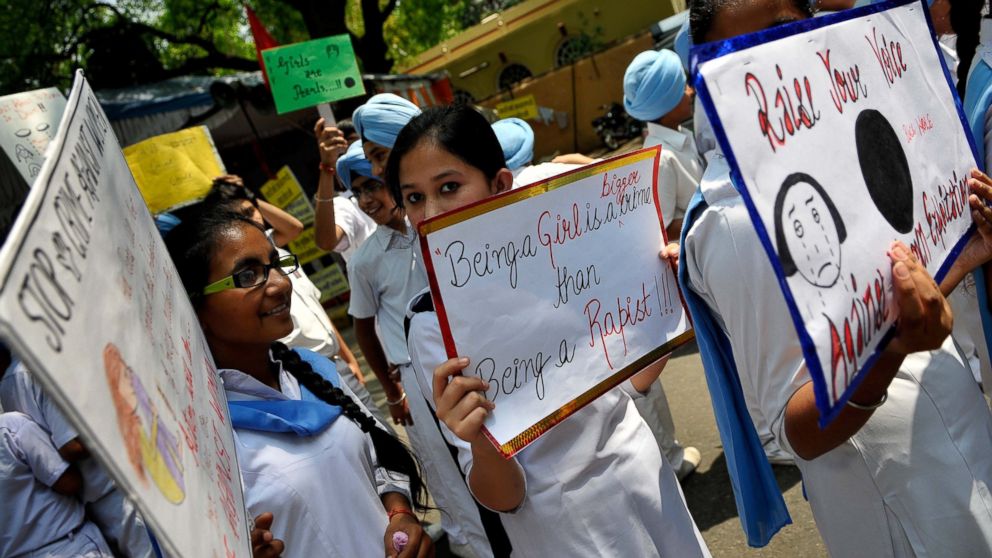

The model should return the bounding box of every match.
[262,35,366,114]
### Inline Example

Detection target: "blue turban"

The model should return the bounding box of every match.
[336,140,377,190]
[492,118,534,170]
[623,49,687,122]
[674,21,691,72]
[351,93,422,149]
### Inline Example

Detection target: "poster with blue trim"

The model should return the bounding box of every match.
[693,0,980,424]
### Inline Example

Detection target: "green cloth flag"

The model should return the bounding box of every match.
[262,35,366,114]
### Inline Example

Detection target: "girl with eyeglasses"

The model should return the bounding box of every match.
[164,210,433,558]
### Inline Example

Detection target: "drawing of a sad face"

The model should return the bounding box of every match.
[774,173,847,288]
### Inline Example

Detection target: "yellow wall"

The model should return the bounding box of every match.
[479,32,655,159]
[401,0,679,101]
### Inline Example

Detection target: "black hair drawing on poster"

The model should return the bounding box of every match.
[775,172,847,288]
[855,109,914,233]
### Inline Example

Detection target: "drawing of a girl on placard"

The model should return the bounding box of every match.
[775,173,850,401]
[774,172,847,289]
[103,342,186,504]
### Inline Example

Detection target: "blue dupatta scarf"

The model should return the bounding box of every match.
[228,348,344,436]
[678,189,792,547]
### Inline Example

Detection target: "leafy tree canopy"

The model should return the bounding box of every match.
[0,0,524,95]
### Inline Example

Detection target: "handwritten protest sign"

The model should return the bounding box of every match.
[496,95,539,121]
[420,147,693,456]
[260,165,314,226]
[262,35,366,114]
[259,166,327,264]
[0,88,67,238]
[0,72,250,557]
[0,87,66,183]
[310,263,350,303]
[694,0,979,424]
[123,126,225,214]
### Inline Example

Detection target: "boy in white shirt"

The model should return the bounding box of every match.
[0,411,114,557]
[1,363,155,557]
[313,118,377,261]
[622,48,704,480]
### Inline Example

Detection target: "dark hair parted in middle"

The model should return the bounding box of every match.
[774,172,847,279]
[385,104,507,207]
[689,0,813,44]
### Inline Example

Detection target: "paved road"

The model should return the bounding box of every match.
[344,325,828,557]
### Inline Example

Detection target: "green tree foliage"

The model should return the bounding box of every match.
[0,0,525,95]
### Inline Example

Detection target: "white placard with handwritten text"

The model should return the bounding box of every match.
[420,148,693,456]
[0,72,250,557]
[695,0,977,423]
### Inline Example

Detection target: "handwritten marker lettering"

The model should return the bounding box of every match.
[866,27,907,86]
[584,282,653,370]
[537,205,583,270]
[922,170,970,251]
[444,237,537,289]
[826,269,888,400]
[817,49,868,114]
[745,64,821,153]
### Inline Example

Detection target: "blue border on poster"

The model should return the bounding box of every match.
[690,0,981,426]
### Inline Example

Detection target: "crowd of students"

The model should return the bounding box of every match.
[3,0,992,556]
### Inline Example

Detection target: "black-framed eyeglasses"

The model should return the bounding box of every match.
[352,179,385,200]
[200,254,299,295]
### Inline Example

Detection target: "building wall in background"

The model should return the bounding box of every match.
[400,0,680,102]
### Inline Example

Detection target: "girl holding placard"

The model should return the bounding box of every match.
[682,0,992,555]
[164,210,433,558]
[392,104,710,557]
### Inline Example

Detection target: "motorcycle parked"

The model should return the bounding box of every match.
[592,102,644,150]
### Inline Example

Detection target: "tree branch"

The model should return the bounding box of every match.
[383,0,398,19]
[195,1,222,36]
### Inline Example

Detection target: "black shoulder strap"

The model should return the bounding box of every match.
[403,291,435,341]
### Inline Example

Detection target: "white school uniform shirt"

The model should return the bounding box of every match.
[332,193,377,263]
[683,171,992,556]
[221,360,410,558]
[279,248,344,363]
[940,34,959,86]
[643,123,703,230]
[0,412,109,557]
[406,308,710,558]
[0,364,154,558]
[347,218,428,366]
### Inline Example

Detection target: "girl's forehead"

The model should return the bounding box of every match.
[707,0,807,42]
[212,223,270,264]
[400,141,465,180]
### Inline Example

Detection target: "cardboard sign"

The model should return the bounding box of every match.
[496,95,540,121]
[262,35,366,114]
[0,88,67,238]
[309,263,350,303]
[0,72,251,557]
[123,126,226,214]
[0,87,66,183]
[259,166,327,264]
[694,0,979,424]
[260,165,314,226]
[420,147,693,456]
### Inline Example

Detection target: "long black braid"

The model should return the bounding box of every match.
[269,342,427,510]
[951,0,984,99]
[164,210,428,511]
